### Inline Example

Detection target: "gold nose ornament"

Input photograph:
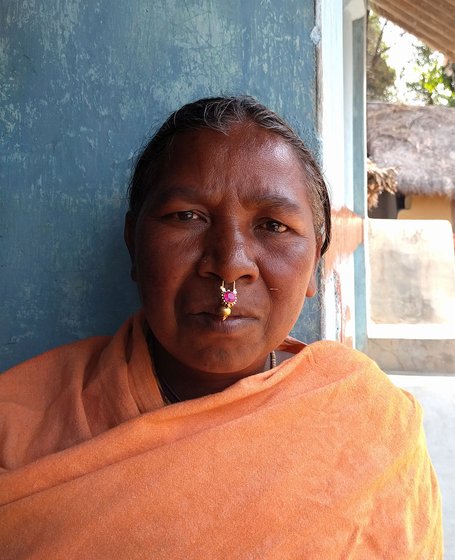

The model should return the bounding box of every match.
[219,281,237,320]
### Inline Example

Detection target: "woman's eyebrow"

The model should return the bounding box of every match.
[247,194,304,213]
[151,185,201,207]
[151,188,305,214]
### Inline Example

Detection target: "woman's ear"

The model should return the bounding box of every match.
[306,242,322,298]
[124,211,137,282]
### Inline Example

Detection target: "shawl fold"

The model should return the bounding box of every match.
[0,312,443,559]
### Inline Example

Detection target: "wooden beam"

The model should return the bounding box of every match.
[370,0,455,61]
[371,0,455,43]
[416,0,455,34]
[374,9,455,61]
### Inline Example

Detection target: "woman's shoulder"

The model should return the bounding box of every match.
[0,314,142,469]
[279,337,420,418]
[0,334,112,392]
[0,335,112,467]
[0,312,141,390]
[282,337,394,382]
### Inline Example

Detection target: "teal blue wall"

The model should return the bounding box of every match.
[1,0,319,370]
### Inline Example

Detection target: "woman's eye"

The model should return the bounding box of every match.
[161,209,207,226]
[175,211,199,222]
[259,220,289,233]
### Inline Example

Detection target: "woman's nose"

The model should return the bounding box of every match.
[197,225,259,283]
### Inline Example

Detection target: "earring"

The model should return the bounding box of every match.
[219,281,237,320]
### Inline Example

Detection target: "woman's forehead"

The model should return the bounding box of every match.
[145,124,313,214]
[162,123,306,179]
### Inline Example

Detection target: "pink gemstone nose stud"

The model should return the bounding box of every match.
[219,281,237,320]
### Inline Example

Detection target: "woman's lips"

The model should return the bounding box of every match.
[187,311,258,333]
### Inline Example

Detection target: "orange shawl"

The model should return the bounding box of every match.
[0,312,442,558]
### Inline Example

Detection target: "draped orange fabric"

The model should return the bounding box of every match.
[0,312,442,559]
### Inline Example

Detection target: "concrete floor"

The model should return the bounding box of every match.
[389,373,455,558]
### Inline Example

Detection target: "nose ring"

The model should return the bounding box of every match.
[219,281,237,321]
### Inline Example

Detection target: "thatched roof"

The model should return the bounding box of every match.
[367,102,455,198]
[369,0,455,63]
[367,158,397,209]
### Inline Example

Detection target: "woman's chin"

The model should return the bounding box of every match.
[181,344,269,377]
[149,313,276,376]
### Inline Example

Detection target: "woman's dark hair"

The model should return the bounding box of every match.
[128,96,331,256]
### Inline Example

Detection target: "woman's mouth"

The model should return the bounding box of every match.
[187,311,258,333]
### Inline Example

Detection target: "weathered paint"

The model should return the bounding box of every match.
[1,0,319,370]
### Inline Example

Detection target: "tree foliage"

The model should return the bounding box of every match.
[406,45,455,107]
[367,12,396,101]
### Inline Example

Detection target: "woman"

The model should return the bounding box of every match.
[0,97,442,558]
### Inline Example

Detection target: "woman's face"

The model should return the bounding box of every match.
[126,123,320,376]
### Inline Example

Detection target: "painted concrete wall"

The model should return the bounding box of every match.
[366,219,455,373]
[368,219,455,326]
[398,195,453,224]
[1,0,319,370]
